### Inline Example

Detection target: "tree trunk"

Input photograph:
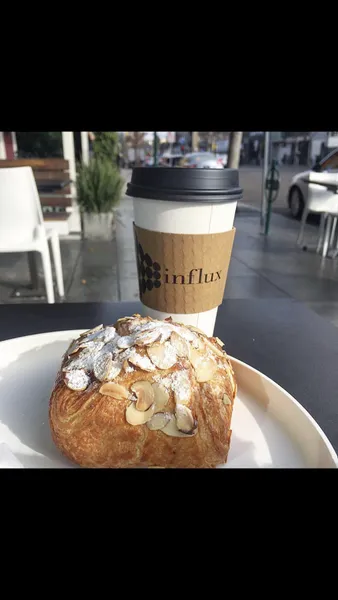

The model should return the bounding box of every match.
[192,132,199,152]
[227,132,243,168]
[208,132,213,152]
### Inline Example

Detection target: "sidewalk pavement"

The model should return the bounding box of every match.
[1,173,338,328]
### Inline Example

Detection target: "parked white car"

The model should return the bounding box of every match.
[160,151,184,167]
[179,152,223,169]
[288,148,338,218]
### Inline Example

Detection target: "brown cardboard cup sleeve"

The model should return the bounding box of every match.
[134,224,236,314]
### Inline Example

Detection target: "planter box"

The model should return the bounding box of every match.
[82,212,114,241]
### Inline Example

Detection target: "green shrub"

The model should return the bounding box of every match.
[76,158,123,214]
[93,132,119,161]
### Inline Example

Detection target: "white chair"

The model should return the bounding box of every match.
[297,171,338,258]
[0,166,65,303]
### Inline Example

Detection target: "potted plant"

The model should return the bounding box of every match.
[93,131,119,164]
[76,157,123,240]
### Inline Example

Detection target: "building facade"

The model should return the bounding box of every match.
[270,132,311,166]
[271,132,337,166]
[241,132,265,165]
[241,132,336,167]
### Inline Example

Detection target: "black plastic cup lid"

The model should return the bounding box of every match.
[126,167,243,203]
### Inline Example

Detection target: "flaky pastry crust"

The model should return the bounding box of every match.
[49,315,236,468]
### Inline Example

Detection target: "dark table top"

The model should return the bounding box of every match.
[1,299,338,452]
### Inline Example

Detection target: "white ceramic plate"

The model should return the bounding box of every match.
[0,330,336,469]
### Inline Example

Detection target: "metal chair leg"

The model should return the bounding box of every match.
[330,216,337,248]
[297,208,309,247]
[316,213,326,254]
[322,214,333,258]
[40,241,55,303]
[50,231,65,298]
[27,251,39,289]
[328,217,338,259]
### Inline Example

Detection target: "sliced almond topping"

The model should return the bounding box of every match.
[117,335,134,349]
[190,347,203,369]
[93,351,113,381]
[116,317,130,324]
[152,383,170,411]
[116,315,140,326]
[79,340,105,353]
[79,324,103,338]
[128,317,146,332]
[134,328,161,346]
[204,337,224,358]
[131,381,155,411]
[147,342,177,370]
[63,349,92,371]
[170,332,190,358]
[223,394,231,406]
[171,370,192,405]
[171,325,196,343]
[81,326,106,343]
[64,369,90,391]
[194,357,217,383]
[128,350,155,372]
[68,341,81,356]
[215,337,224,347]
[147,412,171,431]
[66,340,101,364]
[103,326,116,343]
[116,316,143,336]
[112,347,125,355]
[175,404,197,434]
[187,325,206,336]
[107,360,122,381]
[99,382,129,400]
[193,336,206,351]
[125,402,155,426]
[162,414,196,438]
[158,327,172,343]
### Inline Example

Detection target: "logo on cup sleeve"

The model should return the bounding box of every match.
[136,242,161,296]
[134,223,235,314]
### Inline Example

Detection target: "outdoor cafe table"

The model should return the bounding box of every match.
[0,299,337,454]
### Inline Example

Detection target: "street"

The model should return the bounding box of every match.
[238,164,305,218]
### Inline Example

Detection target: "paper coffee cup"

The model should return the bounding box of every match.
[126,167,242,337]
